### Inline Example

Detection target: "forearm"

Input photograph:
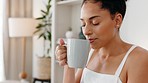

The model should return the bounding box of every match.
[63,65,75,83]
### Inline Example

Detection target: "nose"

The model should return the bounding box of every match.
[82,25,93,36]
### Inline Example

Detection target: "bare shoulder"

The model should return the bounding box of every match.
[128,46,148,63]
[127,46,148,83]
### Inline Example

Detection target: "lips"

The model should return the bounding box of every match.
[88,38,97,43]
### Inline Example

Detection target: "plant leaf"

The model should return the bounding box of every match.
[41,10,47,15]
[36,24,48,29]
[38,33,44,39]
[46,5,51,15]
[34,0,52,46]
[47,31,51,41]
[36,16,46,20]
[43,35,46,40]
[33,29,41,34]
[48,0,51,4]
[36,24,42,29]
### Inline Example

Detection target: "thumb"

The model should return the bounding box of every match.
[59,38,65,46]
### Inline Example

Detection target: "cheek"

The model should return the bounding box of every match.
[95,22,116,40]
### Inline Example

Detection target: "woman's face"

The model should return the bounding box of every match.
[80,2,119,49]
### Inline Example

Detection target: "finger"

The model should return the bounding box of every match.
[58,45,67,50]
[57,49,66,55]
[59,59,67,66]
[59,38,65,46]
[55,45,66,54]
[56,45,67,52]
[57,52,67,61]
[55,47,66,56]
[55,46,67,57]
[56,51,67,60]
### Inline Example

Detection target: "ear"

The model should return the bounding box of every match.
[114,13,123,29]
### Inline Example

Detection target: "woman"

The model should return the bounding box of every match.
[55,0,148,83]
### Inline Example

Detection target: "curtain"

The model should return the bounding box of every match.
[0,0,5,81]
[3,0,33,82]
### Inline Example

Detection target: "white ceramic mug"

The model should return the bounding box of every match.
[67,39,90,68]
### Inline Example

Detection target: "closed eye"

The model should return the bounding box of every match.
[93,23,100,26]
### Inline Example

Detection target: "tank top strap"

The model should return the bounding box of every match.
[115,45,137,77]
[86,49,94,65]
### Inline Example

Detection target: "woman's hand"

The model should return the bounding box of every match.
[55,39,67,66]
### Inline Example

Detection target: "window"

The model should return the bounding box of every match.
[0,0,5,81]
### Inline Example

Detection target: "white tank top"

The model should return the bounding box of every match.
[81,45,137,83]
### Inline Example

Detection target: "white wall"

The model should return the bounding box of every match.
[33,0,48,18]
[120,0,148,50]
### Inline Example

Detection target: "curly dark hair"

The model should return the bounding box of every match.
[82,0,127,19]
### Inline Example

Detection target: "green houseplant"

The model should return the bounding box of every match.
[34,0,52,57]
[33,0,52,80]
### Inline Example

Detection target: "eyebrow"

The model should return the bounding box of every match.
[80,15,101,21]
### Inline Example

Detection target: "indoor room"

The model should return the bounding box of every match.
[0,0,148,83]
